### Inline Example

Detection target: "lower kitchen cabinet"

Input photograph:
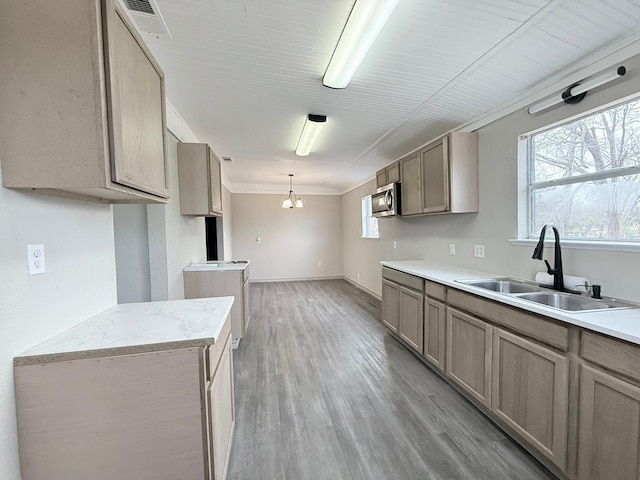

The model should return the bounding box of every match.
[381,267,424,353]
[578,364,640,480]
[382,279,400,333]
[398,285,424,353]
[446,307,492,407]
[423,297,446,371]
[492,328,569,470]
[184,266,251,348]
[14,323,234,480]
[209,335,235,480]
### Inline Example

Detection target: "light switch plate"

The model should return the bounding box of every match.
[449,244,456,255]
[474,244,485,258]
[27,244,45,275]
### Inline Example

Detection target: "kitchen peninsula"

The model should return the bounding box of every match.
[14,297,235,480]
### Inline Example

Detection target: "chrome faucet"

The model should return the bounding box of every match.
[532,224,564,291]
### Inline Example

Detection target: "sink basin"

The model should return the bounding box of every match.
[458,278,540,294]
[516,292,611,311]
[457,277,638,312]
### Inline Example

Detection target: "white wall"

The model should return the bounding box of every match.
[163,134,206,300]
[113,204,151,303]
[232,193,343,280]
[222,186,233,260]
[115,133,206,302]
[343,56,640,302]
[0,186,117,479]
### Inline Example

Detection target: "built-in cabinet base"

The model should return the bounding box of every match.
[381,265,640,480]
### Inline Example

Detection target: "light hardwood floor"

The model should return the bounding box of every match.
[227,280,556,480]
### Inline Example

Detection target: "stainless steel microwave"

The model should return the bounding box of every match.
[372,182,401,217]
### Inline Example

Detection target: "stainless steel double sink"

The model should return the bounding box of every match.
[456,278,637,312]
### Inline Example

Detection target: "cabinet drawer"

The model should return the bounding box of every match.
[581,331,640,383]
[382,267,423,292]
[206,320,232,381]
[447,289,568,351]
[425,280,446,301]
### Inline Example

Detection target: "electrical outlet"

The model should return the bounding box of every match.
[449,243,456,255]
[393,240,397,249]
[474,244,485,258]
[317,260,322,267]
[27,244,45,275]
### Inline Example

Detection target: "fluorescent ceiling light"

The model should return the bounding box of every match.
[528,66,626,115]
[323,0,399,89]
[295,114,326,156]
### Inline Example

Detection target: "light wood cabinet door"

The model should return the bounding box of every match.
[386,162,400,183]
[400,154,422,215]
[492,329,569,470]
[376,169,388,188]
[242,279,251,335]
[105,4,168,198]
[399,286,424,353]
[446,307,492,407]
[178,143,223,216]
[381,279,400,333]
[209,336,235,480]
[209,149,223,214]
[421,136,449,213]
[578,365,640,480]
[424,297,446,371]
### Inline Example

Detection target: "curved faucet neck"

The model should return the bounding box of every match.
[532,223,565,291]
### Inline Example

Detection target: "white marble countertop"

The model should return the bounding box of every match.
[15,297,235,366]
[183,260,250,272]
[381,260,640,345]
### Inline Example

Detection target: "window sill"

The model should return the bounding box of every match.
[508,238,640,253]
[361,236,379,240]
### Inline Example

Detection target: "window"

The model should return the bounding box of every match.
[523,98,640,241]
[362,195,379,239]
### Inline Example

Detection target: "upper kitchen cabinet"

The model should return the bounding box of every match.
[400,133,478,216]
[375,161,400,188]
[178,143,223,216]
[0,0,169,203]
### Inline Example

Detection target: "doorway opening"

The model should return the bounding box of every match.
[205,216,225,261]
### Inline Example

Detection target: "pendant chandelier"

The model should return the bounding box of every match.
[282,174,303,209]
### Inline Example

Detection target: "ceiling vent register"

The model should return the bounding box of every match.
[122,0,172,38]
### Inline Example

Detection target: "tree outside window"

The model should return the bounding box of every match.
[526,99,640,240]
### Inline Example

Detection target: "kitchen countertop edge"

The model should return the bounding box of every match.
[381,260,640,346]
[183,261,250,272]
[14,297,235,367]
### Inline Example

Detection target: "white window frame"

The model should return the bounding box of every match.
[512,94,640,253]
[361,195,379,239]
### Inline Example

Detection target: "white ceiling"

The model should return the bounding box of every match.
[130,0,640,194]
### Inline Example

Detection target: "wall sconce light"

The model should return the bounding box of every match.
[528,66,627,115]
[282,174,303,209]
[295,114,326,156]
[323,0,399,89]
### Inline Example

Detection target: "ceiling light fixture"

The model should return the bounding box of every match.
[323,0,399,89]
[528,66,627,115]
[282,174,303,209]
[295,114,326,156]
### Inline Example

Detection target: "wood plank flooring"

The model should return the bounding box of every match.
[227,280,556,480]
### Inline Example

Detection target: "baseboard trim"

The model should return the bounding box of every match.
[250,276,343,283]
[342,277,381,301]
